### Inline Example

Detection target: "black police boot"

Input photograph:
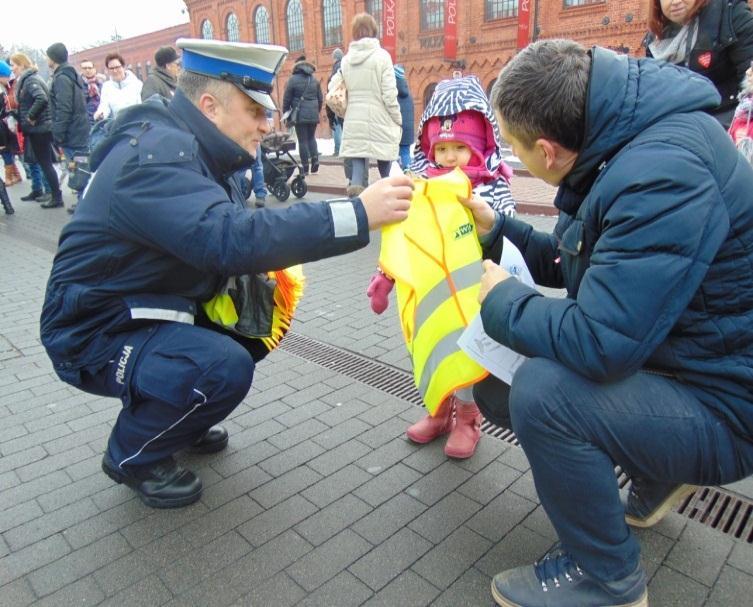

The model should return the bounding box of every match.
[21,189,42,201]
[41,191,64,209]
[188,425,229,454]
[101,452,203,509]
[0,182,14,215]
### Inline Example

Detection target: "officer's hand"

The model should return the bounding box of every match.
[479,259,511,303]
[459,194,496,237]
[359,175,413,230]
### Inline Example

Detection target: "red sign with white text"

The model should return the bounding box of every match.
[382,0,397,62]
[517,0,531,49]
[444,0,457,60]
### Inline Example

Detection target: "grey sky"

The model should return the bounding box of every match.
[2,0,190,52]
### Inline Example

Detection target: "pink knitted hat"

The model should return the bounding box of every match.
[424,110,489,166]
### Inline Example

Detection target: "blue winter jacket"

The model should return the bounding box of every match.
[40,90,370,384]
[482,48,753,441]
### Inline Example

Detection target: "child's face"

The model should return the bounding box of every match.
[433,141,472,168]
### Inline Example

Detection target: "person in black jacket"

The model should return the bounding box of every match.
[141,46,180,101]
[282,55,323,174]
[47,42,91,210]
[645,0,753,128]
[10,52,63,208]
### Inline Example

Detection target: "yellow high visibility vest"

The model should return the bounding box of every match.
[379,168,489,415]
[203,266,305,352]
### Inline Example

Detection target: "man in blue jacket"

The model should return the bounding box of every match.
[462,40,753,607]
[40,39,412,510]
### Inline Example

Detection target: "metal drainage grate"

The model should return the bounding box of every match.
[280,331,753,543]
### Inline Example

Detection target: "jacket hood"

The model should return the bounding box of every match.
[16,67,39,89]
[346,38,381,65]
[411,75,513,184]
[56,63,84,88]
[566,47,722,192]
[292,61,315,76]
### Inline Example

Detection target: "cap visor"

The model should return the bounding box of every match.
[235,84,277,111]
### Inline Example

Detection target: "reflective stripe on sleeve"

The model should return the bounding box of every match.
[130,308,195,324]
[329,201,359,238]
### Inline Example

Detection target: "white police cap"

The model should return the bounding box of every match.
[176,38,288,111]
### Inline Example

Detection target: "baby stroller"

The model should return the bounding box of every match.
[260,131,308,201]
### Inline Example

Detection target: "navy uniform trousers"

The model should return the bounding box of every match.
[79,314,270,471]
[474,358,753,583]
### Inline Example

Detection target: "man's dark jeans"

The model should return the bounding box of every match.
[474,358,753,582]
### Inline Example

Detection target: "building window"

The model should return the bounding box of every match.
[420,0,443,32]
[254,5,272,44]
[563,0,603,6]
[365,0,383,38]
[227,13,241,41]
[201,19,214,40]
[486,0,518,20]
[286,0,305,52]
[322,0,343,47]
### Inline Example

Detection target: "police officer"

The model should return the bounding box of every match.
[40,39,413,509]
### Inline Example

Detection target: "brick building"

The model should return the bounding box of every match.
[70,1,653,131]
[182,1,649,116]
[69,24,191,83]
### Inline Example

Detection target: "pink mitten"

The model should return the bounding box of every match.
[366,272,395,314]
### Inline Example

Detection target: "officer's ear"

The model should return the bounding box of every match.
[197,92,224,124]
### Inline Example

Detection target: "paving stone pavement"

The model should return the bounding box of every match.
[1,185,752,606]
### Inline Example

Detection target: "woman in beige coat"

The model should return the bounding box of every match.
[335,13,402,197]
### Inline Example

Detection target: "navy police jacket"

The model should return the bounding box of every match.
[482,48,753,441]
[40,90,370,384]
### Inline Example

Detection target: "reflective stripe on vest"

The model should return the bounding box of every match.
[414,260,481,338]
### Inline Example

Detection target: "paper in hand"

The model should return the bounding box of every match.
[457,238,533,385]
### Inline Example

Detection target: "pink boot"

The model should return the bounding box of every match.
[406,396,455,444]
[444,400,482,459]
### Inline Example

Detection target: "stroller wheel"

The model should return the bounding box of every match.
[274,182,291,202]
[291,175,307,198]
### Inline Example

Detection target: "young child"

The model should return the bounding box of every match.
[367,75,516,459]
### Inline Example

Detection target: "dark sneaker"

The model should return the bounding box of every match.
[21,190,43,201]
[36,193,52,203]
[101,452,202,509]
[624,478,697,528]
[187,425,229,454]
[254,196,266,208]
[491,546,647,607]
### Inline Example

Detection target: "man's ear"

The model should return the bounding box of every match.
[197,93,221,123]
[537,138,559,171]
[537,138,578,173]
